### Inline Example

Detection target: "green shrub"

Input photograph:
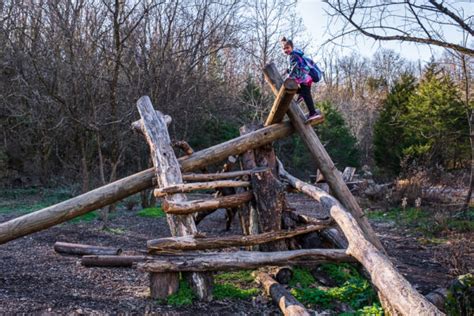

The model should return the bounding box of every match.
[213,283,259,300]
[166,280,195,306]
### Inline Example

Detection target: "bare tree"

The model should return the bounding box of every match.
[323,0,473,56]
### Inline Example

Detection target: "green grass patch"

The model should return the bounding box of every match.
[213,283,259,300]
[214,271,260,300]
[289,264,380,313]
[70,211,99,223]
[137,207,165,218]
[0,188,73,215]
[166,279,195,306]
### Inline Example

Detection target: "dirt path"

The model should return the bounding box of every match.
[0,193,459,314]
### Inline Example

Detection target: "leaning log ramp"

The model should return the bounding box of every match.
[0,63,443,315]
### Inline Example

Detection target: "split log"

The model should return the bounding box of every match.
[163,191,253,215]
[54,242,122,256]
[154,180,250,197]
[138,249,355,273]
[264,63,384,253]
[278,165,443,315]
[136,96,212,300]
[265,78,298,126]
[147,224,328,252]
[81,255,148,267]
[0,118,298,245]
[256,272,310,316]
[182,167,268,182]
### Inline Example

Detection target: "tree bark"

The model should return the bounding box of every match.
[138,249,355,273]
[265,78,298,126]
[163,191,253,215]
[154,180,250,197]
[182,167,268,182]
[256,272,310,316]
[278,165,443,315]
[263,63,384,253]
[136,96,212,300]
[81,255,148,267]
[54,242,122,256]
[147,224,327,252]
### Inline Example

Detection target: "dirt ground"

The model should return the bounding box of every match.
[0,193,469,315]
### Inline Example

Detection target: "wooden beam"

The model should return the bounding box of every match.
[278,166,443,315]
[0,114,301,244]
[265,78,298,126]
[163,191,253,215]
[54,242,122,256]
[263,63,384,253]
[256,272,310,316]
[138,249,355,273]
[147,224,327,252]
[154,180,251,197]
[136,96,212,300]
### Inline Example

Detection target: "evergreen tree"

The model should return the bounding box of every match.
[402,63,469,169]
[373,73,417,175]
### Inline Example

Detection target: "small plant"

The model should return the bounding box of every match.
[166,279,195,306]
[70,211,98,223]
[213,271,260,300]
[137,207,165,218]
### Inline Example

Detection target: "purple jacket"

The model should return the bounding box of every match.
[287,49,312,85]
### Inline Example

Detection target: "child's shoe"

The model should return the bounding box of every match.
[305,109,324,124]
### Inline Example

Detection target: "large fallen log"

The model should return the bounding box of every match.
[256,272,310,316]
[147,224,327,252]
[54,242,122,256]
[163,191,253,215]
[137,96,212,300]
[81,255,148,267]
[137,249,355,273]
[154,180,250,197]
[265,78,298,126]
[263,63,384,253]
[277,165,443,315]
[0,119,304,244]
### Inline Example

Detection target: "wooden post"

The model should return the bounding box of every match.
[263,63,384,252]
[265,78,298,126]
[136,96,212,301]
[278,166,443,315]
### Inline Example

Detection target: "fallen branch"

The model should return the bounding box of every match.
[147,224,328,252]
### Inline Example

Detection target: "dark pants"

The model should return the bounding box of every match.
[298,83,316,115]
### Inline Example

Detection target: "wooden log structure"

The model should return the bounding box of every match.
[54,242,122,256]
[132,113,172,133]
[277,164,443,315]
[81,255,148,267]
[256,272,310,316]
[138,249,355,273]
[182,167,268,182]
[136,96,212,300]
[264,78,298,126]
[0,118,310,245]
[269,266,293,285]
[154,180,250,197]
[163,191,253,215]
[147,224,327,252]
[263,63,384,253]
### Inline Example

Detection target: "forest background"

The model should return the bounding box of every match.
[0,0,472,210]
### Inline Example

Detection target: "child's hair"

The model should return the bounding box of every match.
[280,36,293,48]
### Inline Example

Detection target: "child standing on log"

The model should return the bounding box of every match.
[280,37,323,124]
